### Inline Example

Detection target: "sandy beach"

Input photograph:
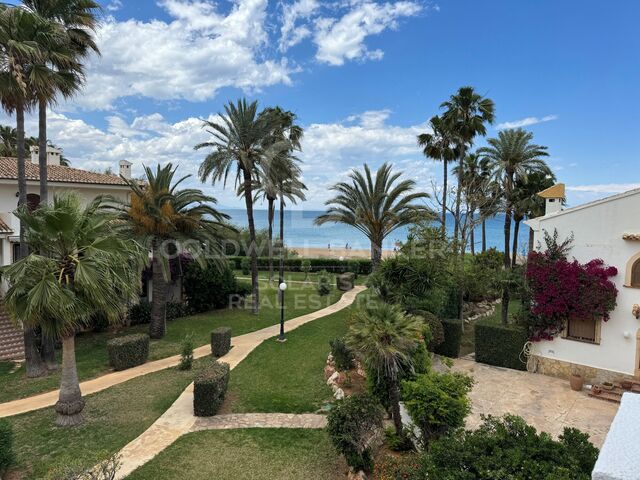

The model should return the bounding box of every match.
[291,246,395,260]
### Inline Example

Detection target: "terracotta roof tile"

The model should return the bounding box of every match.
[0,218,12,233]
[0,157,129,186]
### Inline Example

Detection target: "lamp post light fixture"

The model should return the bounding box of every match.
[278,281,287,342]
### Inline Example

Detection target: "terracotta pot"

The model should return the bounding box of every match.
[591,385,602,395]
[620,380,633,390]
[569,374,584,391]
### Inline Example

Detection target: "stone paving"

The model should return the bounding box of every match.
[453,358,619,448]
[192,413,327,431]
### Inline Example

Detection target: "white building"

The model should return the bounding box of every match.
[526,184,640,383]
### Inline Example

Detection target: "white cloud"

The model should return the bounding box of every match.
[496,114,558,130]
[566,183,640,194]
[313,1,422,66]
[106,0,122,12]
[279,0,320,51]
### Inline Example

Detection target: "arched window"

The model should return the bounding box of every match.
[632,259,640,288]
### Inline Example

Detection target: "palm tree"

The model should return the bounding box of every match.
[440,87,495,250]
[417,115,456,233]
[2,194,146,426]
[196,99,285,314]
[478,128,549,323]
[22,0,101,205]
[114,163,231,339]
[316,163,430,267]
[0,124,16,155]
[347,302,423,439]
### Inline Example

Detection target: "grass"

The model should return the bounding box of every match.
[0,282,342,403]
[127,429,345,480]
[459,299,522,357]
[235,269,369,285]
[5,356,217,480]
[225,291,370,414]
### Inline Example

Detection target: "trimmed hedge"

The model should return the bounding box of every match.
[475,321,528,371]
[193,361,230,416]
[337,272,355,291]
[107,333,150,371]
[228,256,373,274]
[183,260,246,314]
[211,327,232,357]
[433,319,462,358]
[0,418,13,474]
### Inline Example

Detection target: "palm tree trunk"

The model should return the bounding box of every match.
[511,218,521,268]
[481,219,487,253]
[267,198,275,283]
[54,334,85,426]
[441,160,448,234]
[243,169,260,314]
[370,237,383,269]
[17,103,46,378]
[38,97,48,204]
[528,225,535,254]
[453,145,465,253]
[149,242,167,339]
[470,209,475,256]
[389,374,403,438]
[501,206,513,325]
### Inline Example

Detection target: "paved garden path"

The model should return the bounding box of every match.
[0,286,365,419]
[112,286,365,479]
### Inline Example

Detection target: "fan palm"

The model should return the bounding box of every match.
[0,124,16,155]
[417,115,456,233]
[196,99,286,314]
[478,128,549,323]
[114,163,231,339]
[2,193,146,426]
[22,0,101,204]
[347,302,423,438]
[315,163,431,267]
[440,87,495,248]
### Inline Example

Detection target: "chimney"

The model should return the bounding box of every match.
[29,145,62,166]
[537,183,565,216]
[119,160,132,180]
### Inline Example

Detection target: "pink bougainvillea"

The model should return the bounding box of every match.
[526,251,618,341]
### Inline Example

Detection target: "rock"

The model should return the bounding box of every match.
[347,470,367,480]
[334,387,345,400]
[327,371,339,386]
[324,365,336,380]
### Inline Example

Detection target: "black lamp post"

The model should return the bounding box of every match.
[278,281,287,342]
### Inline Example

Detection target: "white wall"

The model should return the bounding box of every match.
[528,192,640,375]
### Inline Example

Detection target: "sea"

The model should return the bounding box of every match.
[220,208,530,254]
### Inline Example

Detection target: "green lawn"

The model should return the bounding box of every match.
[127,429,345,480]
[225,291,369,414]
[459,299,521,357]
[0,283,342,403]
[235,269,369,285]
[6,357,217,480]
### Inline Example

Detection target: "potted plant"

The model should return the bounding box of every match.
[569,366,584,391]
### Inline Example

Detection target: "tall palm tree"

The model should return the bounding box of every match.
[2,194,146,426]
[114,163,231,339]
[315,163,431,267]
[417,115,456,233]
[440,87,495,249]
[478,128,549,323]
[0,124,16,155]
[347,302,423,439]
[196,99,285,314]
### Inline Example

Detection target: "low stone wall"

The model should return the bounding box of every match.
[534,355,635,385]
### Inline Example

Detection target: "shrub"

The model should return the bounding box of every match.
[402,371,473,447]
[475,321,529,370]
[127,301,151,326]
[211,327,232,357]
[179,334,194,371]
[166,301,188,321]
[317,270,332,296]
[107,334,149,371]
[419,415,598,479]
[300,259,311,280]
[346,259,360,277]
[326,394,384,473]
[330,337,355,371]
[433,318,462,358]
[413,310,444,351]
[183,260,241,313]
[89,311,110,332]
[0,419,13,474]
[240,257,250,275]
[337,272,355,291]
[374,453,421,480]
[44,453,120,480]
[193,361,230,416]
[227,256,373,274]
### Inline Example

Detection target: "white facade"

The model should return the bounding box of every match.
[526,188,640,376]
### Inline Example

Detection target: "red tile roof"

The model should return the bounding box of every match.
[0,157,129,186]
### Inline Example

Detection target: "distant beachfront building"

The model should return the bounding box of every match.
[526,184,640,383]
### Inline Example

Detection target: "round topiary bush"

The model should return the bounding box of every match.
[107,333,150,371]
[413,310,445,351]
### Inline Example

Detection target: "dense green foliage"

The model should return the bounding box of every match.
[128,301,152,326]
[475,321,528,370]
[465,248,503,301]
[414,310,444,351]
[107,334,150,371]
[0,418,13,474]
[402,372,473,447]
[193,362,230,417]
[211,327,232,357]
[300,259,311,279]
[433,319,463,358]
[240,257,250,275]
[183,260,244,313]
[326,394,384,472]
[317,270,332,296]
[329,337,355,371]
[179,334,194,371]
[228,256,373,274]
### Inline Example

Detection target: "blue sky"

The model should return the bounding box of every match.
[6,0,640,209]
